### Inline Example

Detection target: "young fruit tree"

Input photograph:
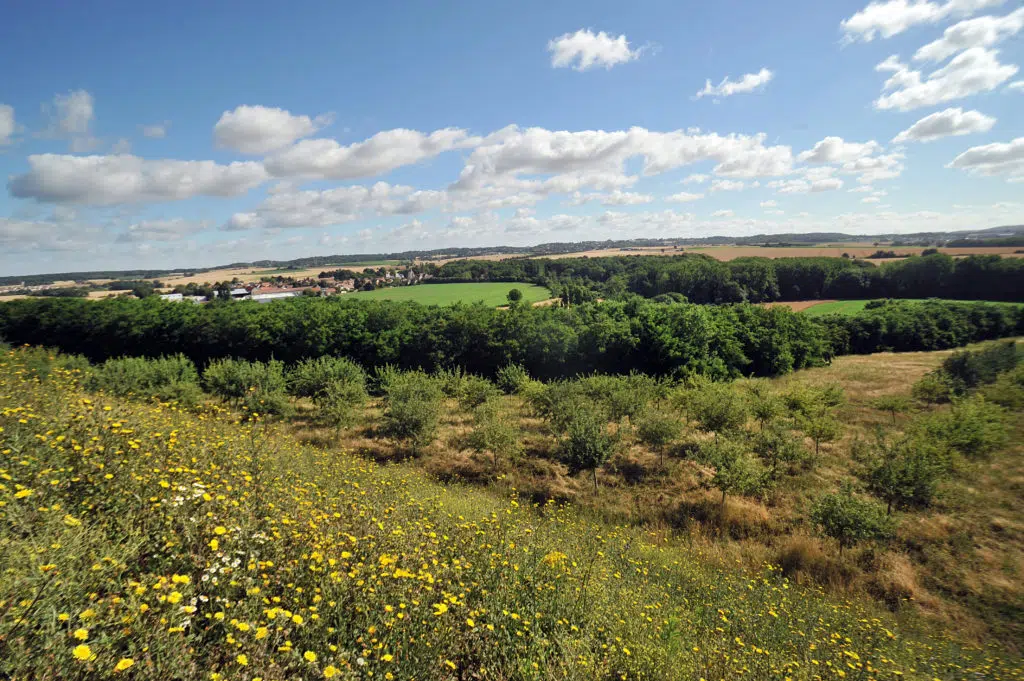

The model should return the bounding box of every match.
[381,371,444,454]
[700,437,768,508]
[811,484,895,555]
[559,404,615,492]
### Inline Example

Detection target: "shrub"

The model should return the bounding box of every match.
[912,394,1007,459]
[753,421,807,476]
[370,363,402,397]
[507,288,523,303]
[683,378,748,439]
[458,375,500,411]
[811,484,895,555]
[635,408,683,465]
[911,371,953,404]
[467,399,523,469]
[862,434,947,514]
[981,364,1024,409]
[871,395,912,425]
[88,354,199,397]
[288,356,367,400]
[495,363,531,395]
[797,406,841,457]
[435,366,467,398]
[318,379,369,430]
[203,358,287,402]
[745,380,782,430]
[699,437,769,506]
[381,371,444,451]
[559,403,615,491]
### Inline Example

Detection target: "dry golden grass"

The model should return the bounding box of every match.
[525,245,1024,262]
[289,341,1023,646]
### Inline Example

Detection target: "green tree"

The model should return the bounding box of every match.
[506,288,523,304]
[634,408,683,466]
[811,484,895,555]
[559,403,615,492]
[863,435,946,514]
[745,379,782,431]
[468,398,523,469]
[871,395,912,425]
[700,437,768,507]
[797,401,842,458]
[684,379,748,441]
[752,421,806,477]
[912,394,1007,459]
[381,371,444,453]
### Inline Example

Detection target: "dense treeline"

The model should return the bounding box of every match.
[435,253,1024,303]
[1,296,1021,381]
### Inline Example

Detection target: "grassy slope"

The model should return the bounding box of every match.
[318,342,1024,650]
[351,282,552,306]
[1,350,1019,680]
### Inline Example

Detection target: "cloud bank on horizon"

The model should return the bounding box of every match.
[0,0,1022,274]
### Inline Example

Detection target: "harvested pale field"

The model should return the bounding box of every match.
[762,299,835,312]
[526,245,1024,262]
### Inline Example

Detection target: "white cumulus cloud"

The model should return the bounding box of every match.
[214,105,332,154]
[711,209,735,218]
[874,48,1018,110]
[666,192,704,203]
[44,90,99,152]
[798,136,882,163]
[914,7,1024,61]
[947,136,1024,177]
[8,154,268,205]
[694,68,774,99]
[548,29,643,71]
[840,0,1005,42]
[266,128,476,179]
[892,107,995,142]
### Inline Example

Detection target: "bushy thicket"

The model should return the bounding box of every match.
[1,294,1020,381]
[86,354,203,407]
[436,252,1024,303]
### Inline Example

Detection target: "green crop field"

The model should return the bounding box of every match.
[351,282,552,306]
[802,299,1024,317]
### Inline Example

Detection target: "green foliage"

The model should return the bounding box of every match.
[467,398,523,468]
[87,354,199,400]
[745,379,782,430]
[981,364,1024,409]
[434,366,468,398]
[381,371,444,450]
[2,294,1019,383]
[912,395,1007,459]
[495,363,531,394]
[861,434,947,514]
[370,363,402,397]
[911,371,954,404]
[797,408,841,457]
[634,408,683,465]
[558,403,615,490]
[683,378,748,438]
[507,288,523,303]
[871,395,912,424]
[317,379,367,430]
[203,358,288,401]
[811,484,895,553]
[699,437,769,505]
[941,341,1019,391]
[458,375,500,410]
[752,421,807,476]
[287,356,367,400]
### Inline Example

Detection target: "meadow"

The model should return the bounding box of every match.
[1,346,1021,680]
[351,282,552,306]
[800,299,1024,317]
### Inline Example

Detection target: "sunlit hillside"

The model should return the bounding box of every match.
[1,347,1020,680]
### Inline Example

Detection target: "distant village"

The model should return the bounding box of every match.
[0,265,437,303]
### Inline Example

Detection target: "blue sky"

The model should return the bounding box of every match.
[1,0,1022,275]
